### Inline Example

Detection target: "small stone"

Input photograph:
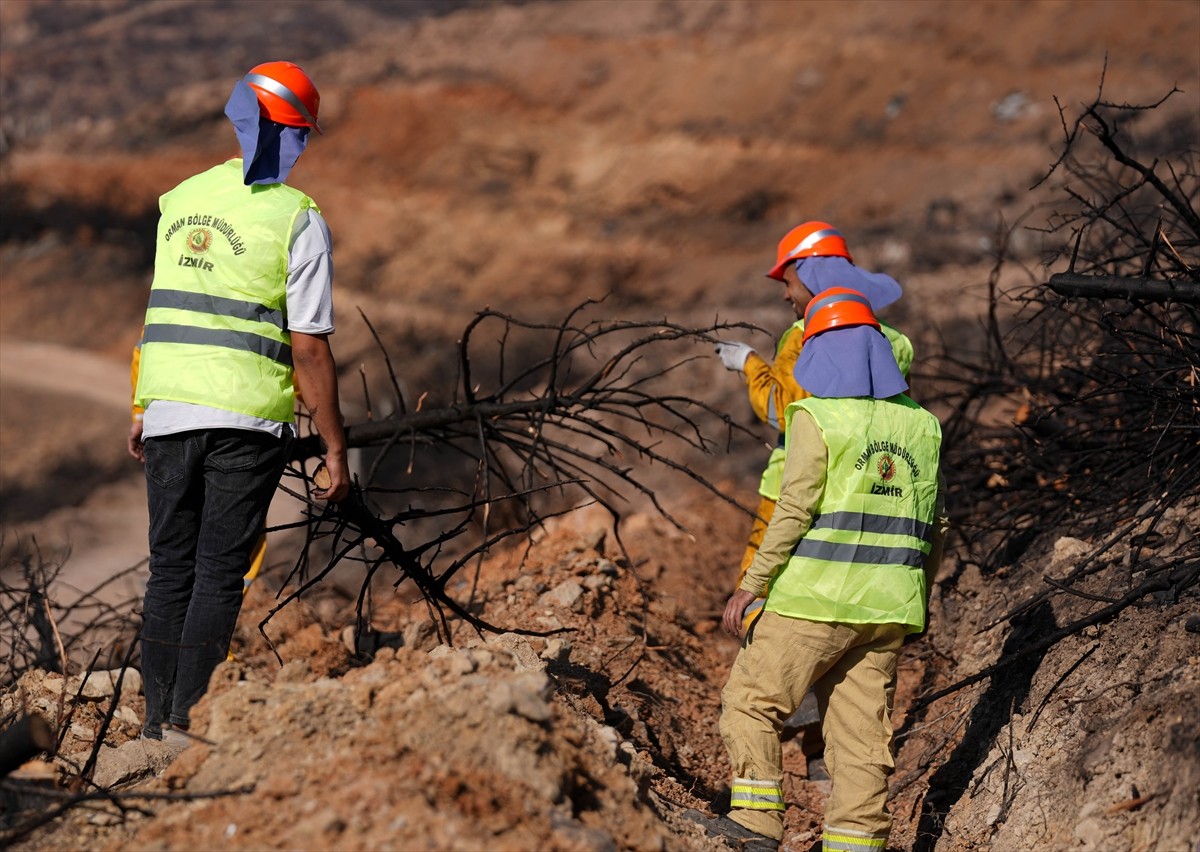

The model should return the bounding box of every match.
[593,724,620,757]
[1073,817,1106,849]
[582,574,610,591]
[1050,536,1092,572]
[487,634,545,671]
[72,668,142,701]
[538,580,585,613]
[488,674,552,723]
[540,638,572,663]
[90,738,179,787]
[8,759,57,782]
[114,705,141,726]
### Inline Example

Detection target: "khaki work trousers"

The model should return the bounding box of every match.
[719,612,906,842]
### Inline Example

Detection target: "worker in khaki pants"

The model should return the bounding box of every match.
[700,288,944,852]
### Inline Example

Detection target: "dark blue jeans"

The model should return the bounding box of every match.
[140,428,291,738]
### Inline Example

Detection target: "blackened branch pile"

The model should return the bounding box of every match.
[271,304,761,648]
[923,77,1199,703]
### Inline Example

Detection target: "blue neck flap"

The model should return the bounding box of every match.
[224,79,309,186]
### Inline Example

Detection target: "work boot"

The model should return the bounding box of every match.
[682,809,780,851]
[161,726,191,753]
[140,725,190,755]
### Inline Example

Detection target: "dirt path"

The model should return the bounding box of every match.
[0,338,131,410]
[0,338,307,622]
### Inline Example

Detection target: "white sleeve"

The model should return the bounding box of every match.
[285,208,335,335]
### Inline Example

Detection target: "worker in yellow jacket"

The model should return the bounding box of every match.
[714,222,913,632]
[692,288,944,852]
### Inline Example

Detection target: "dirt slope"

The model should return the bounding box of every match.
[2,1,1198,850]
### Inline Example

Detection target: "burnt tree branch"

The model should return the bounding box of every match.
[1047,272,1200,304]
[265,305,766,647]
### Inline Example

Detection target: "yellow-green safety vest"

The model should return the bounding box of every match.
[757,320,914,501]
[134,160,316,422]
[764,394,941,632]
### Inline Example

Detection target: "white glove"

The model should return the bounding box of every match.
[715,341,755,372]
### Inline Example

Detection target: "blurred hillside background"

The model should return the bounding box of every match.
[2,0,1196,535]
[1,4,1198,851]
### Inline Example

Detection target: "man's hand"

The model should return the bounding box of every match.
[313,451,351,503]
[127,421,145,463]
[293,331,350,502]
[723,589,760,637]
[715,341,755,373]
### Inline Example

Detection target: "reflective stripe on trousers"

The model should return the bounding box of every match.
[822,825,887,851]
[730,777,785,811]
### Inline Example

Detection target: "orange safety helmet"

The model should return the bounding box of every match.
[802,287,880,342]
[244,61,322,134]
[765,221,853,281]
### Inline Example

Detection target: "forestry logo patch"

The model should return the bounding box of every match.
[187,227,213,254]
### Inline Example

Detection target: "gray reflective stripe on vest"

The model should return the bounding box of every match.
[142,324,293,367]
[792,537,927,568]
[149,288,286,329]
[244,72,319,128]
[786,227,841,260]
[810,510,931,542]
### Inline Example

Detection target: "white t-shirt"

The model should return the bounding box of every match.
[142,208,334,439]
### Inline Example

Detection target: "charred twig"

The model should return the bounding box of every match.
[1026,643,1098,730]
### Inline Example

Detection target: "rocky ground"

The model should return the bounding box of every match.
[1,1,1198,850]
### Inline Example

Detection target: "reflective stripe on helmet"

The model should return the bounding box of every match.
[244,72,320,130]
[805,288,872,321]
[786,227,842,260]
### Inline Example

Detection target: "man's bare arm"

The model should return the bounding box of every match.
[291,331,349,502]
